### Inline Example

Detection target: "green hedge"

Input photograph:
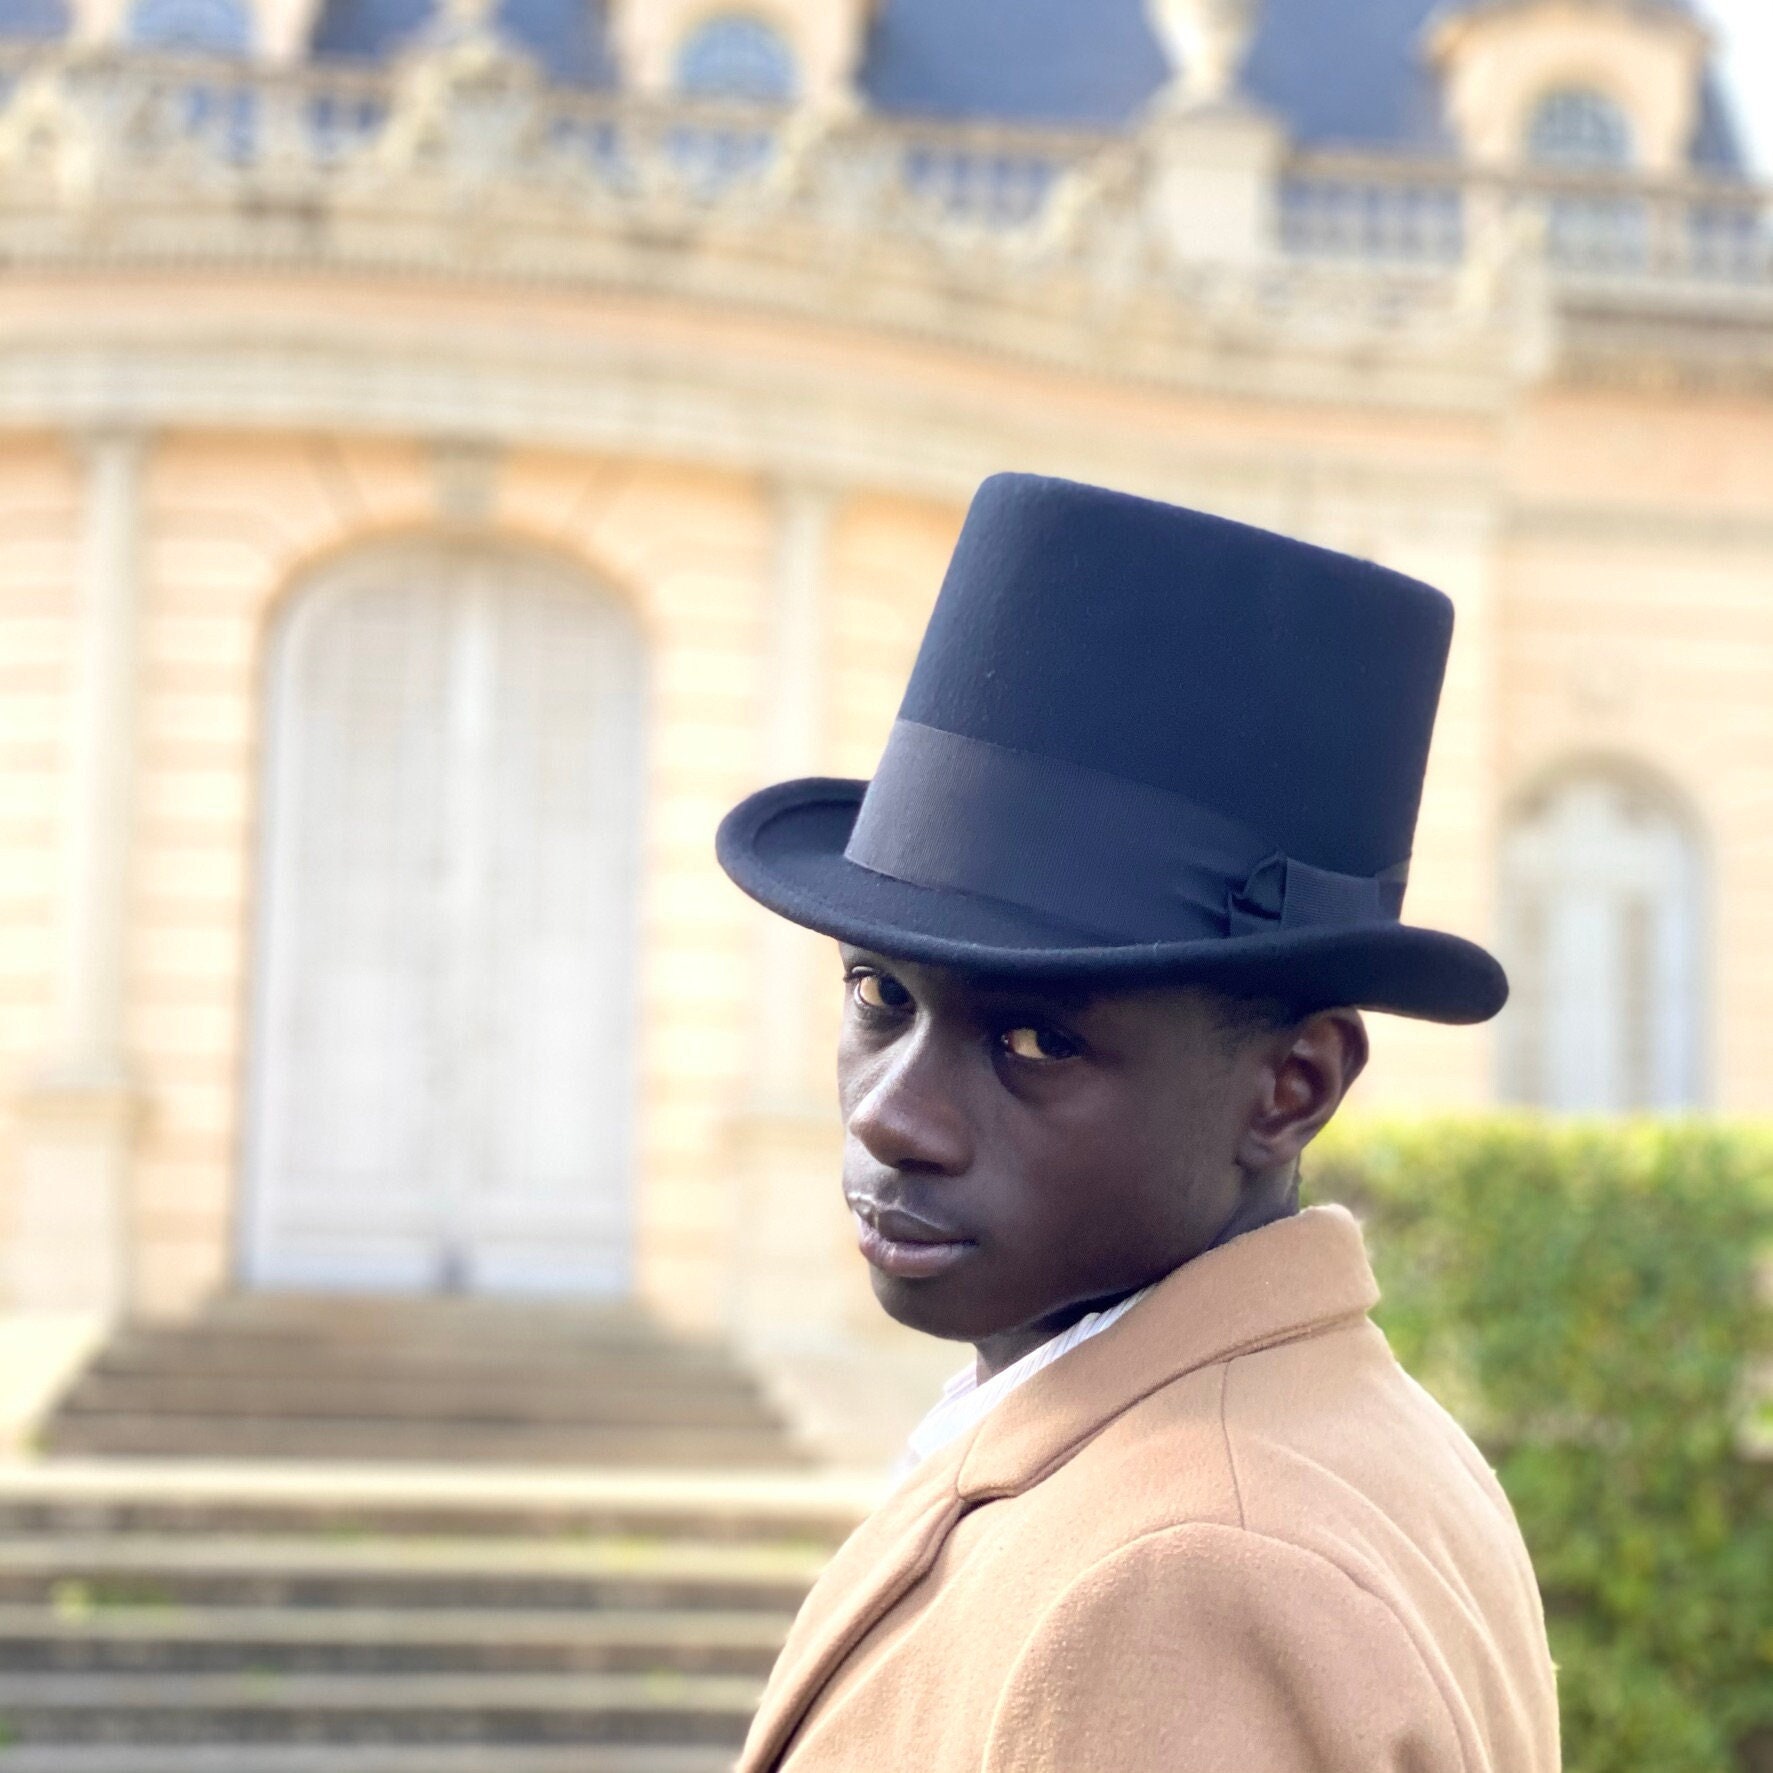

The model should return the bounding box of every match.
[1307,1121,1773,1773]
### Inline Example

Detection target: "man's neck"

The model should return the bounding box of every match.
[970,1170,1303,1380]
[1206,1165,1302,1252]
[971,1284,1149,1381]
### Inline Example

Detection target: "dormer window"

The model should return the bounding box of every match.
[610,0,865,111]
[1525,87,1635,170]
[674,12,799,104]
[1428,1,1709,176]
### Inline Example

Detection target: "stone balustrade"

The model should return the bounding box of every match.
[0,40,1765,344]
[1282,151,1773,288]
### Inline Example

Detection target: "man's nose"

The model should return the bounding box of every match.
[846,1024,974,1176]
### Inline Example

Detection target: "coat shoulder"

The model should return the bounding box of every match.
[1208,1319,1560,1773]
[981,1520,1473,1773]
[1017,1317,1560,1773]
[1217,1317,1541,1605]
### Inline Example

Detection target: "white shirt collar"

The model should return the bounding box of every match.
[894,1284,1155,1478]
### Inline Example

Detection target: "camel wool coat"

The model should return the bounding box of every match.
[741,1205,1560,1773]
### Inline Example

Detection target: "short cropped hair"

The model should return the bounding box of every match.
[1205,988,1314,1047]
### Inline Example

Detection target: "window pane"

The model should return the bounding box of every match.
[1499,774,1703,1113]
[1526,88,1635,170]
[674,13,799,103]
[1621,896,1654,1109]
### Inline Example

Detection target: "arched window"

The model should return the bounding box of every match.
[674,12,798,104]
[1525,87,1635,170]
[1498,769,1705,1113]
[125,0,251,50]
[1525,88,1645,269]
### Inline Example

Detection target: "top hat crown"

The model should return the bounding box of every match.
[718,473,1506,1023]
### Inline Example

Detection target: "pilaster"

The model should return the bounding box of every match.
[727,480,849,1343]
[8,431,149,1316]
[1359,493,1508,1111]
[752,479,832,1105]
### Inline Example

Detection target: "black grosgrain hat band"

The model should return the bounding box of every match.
[845,720,1409,946]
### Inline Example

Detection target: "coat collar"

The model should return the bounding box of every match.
[957,1204,1379,1498]
[739,1204,1378,1772]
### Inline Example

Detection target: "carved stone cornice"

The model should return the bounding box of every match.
[1553,295,1773,395]
[0,324,1507,523]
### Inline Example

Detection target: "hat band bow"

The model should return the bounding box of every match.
[1227,852,1409,938]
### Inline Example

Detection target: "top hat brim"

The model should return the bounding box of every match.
[718,778,1509,1026]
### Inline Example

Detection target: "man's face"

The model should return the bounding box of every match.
[836,946,1278,1357]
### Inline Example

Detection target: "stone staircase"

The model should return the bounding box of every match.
[0,1463,875,1771]
[37,1294,809,1469]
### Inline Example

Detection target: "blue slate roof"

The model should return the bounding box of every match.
[1242,0,1457,153]
[859,0,1739,170]
[9,0,1745,175]
[1691,67,1747,172]
[307,0,428,63]
[861,0,1451,144]
[0,0,68,38]
[858,0,1172,129]
[311,0,615,81]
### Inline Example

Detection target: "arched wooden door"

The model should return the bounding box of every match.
[243,543,646,1295]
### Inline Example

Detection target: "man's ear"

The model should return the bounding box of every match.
[1236,1008,1368,1173]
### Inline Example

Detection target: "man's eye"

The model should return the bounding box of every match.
[852,971,911,1013]
[1001,1025,1078,1063]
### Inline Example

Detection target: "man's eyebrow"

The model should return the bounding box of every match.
[956,975,1102,1015]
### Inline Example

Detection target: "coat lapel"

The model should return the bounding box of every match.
[739,1450,973,1773]
[957,1206,1380,1500]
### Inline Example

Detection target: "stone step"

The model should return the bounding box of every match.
[0,1533,824,1613]
[141,1326,744,1375]
[0,1453,856,1758]
[85,1344,747,1389]
[41,1415,809,1468]
[0,1464,874,1546]
[199,1295,679,1339]
[94,1322,747,1375]
[40,1297,810,1472]
[55,1373,782,1430]
[0,1602,792,1675]
[0,1671,761,1746]
[0,1747,735,1773]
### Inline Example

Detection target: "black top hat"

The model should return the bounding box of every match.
[718,473,1506,1024]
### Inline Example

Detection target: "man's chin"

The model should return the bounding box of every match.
[868,1264,1012,1345]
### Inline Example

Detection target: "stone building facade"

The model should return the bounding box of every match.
[0,0,1768,1449]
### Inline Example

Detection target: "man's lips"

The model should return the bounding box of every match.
[847,1197,978,1281]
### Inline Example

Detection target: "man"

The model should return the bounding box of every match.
[717,474,1560,1771]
